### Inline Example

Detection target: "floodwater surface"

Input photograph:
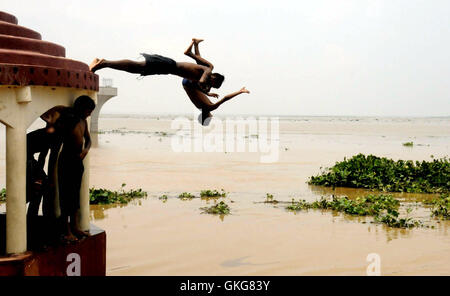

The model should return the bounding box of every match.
[1,115,449,275]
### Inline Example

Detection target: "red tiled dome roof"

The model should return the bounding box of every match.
[0,11,98,90]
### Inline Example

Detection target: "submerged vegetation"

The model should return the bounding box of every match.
[309,154,449,193]
[287,194,422,228]
[89,184,147,205]
[200,201,231,215]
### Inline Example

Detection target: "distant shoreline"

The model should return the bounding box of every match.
[99,113,450,121]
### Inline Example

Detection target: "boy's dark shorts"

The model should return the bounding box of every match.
[140,53,177,76]
[58,153,84,217]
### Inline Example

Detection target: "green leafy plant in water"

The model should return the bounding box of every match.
[288,194,399,216]
[425,193,450,219]
[200,189,227,198]
[375,207,422,228]
[159,195,168,203]
[286,194,422,228]
[89,183,147,205]
[286,199,311,210]
[309,154,449,193]
[178,192,196,200]
[0,188,6,202]
[264,193,279,204]
[200,201,231,215]
[155,131,169,137]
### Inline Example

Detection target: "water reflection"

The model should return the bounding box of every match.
[90,199,144,221]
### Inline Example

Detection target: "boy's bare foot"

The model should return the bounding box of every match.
[192,38,204,44]
[72,227,90,239]
[62,233,78,244]
[89,58,105,72]
[240,87,250,94]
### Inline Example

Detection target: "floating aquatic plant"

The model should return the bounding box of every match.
[309,154,449,193]
[264,193,279,204]
[178,192,196,200]
[424,193,450,220]
[0,188,5,202]
[286,194,422,228]
[375,207,422,228]
[90,183,147,205]
[200,201,231,215]
[200,189,227,198]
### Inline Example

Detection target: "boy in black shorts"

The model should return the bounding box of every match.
[58,96,95,242]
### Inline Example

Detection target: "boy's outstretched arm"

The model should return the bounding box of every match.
[208,87,250,111]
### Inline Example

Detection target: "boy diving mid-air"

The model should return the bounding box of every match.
[89,38,249,125]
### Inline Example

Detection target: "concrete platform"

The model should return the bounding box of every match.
[0,214,106,276]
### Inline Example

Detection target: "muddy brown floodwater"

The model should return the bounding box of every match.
[1,115,449,275]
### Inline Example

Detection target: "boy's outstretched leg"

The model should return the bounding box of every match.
[90,58,146,74]
[184,38,213,68]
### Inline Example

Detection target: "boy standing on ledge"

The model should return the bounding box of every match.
[58,95,96,242]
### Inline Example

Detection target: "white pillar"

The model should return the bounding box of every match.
[91,87,117,133]
[6,126,27,254]
[78,112,93,232]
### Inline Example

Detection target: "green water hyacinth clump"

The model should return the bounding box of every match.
[200,189,227,198]
[287,194,399,216]
[178,192,196,200]
[0,188,6,202]
[375,208,422,228]
[200,201,231,215]
[425,193,450,219]
[264,193,279,204]
[90,184,147,205]
[309,154,449,193]
[286,194,422,228]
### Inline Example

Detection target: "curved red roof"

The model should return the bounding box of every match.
[0,11,98,91]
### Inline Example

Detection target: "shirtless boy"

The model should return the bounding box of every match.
[89,40,224,93]
[90,38,249,125]
[182,39,250,125]
[58,95,95,242]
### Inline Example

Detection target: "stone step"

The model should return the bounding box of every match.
[0,34,65,57]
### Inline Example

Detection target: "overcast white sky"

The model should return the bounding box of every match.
[4,0,450,116]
